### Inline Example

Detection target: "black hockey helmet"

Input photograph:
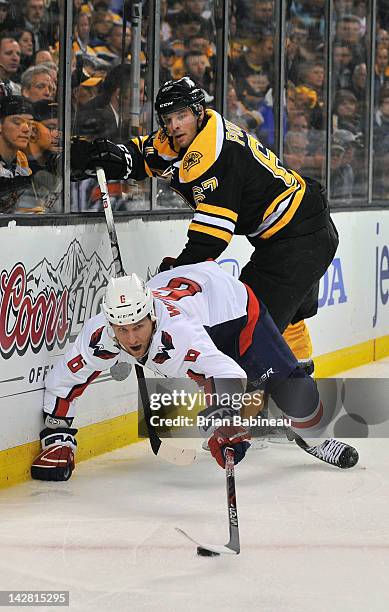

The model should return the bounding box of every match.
[155,76,205,129]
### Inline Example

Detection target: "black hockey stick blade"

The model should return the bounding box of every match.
[135,365,196,466]
[176,447,240,555]
[287,428,359,469]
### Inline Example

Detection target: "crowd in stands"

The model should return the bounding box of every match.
[1,0,389,213]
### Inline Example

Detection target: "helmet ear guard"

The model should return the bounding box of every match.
[102,274,156,326]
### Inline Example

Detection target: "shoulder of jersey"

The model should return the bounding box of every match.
[178,110,247,183]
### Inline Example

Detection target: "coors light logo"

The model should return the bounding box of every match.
[0,239,112,359]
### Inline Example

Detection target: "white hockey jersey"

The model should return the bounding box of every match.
[43,262,250,419]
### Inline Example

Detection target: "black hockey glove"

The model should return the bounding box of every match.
[70,137,133,182]
[157,256,177,273]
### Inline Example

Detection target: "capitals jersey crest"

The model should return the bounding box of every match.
[89,327,119,360]
[152,330,175,364]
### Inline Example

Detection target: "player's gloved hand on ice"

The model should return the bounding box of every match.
[70,137,133,182]
[158,257,176,273]
[208,425,251,469]
[31,427,78,481]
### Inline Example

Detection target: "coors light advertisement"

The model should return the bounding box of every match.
[0,239,113,395]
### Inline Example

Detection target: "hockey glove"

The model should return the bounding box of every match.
[208,425,251,469]
[31,427,77,481]
[70,137,133,181]
[158,257,176,273]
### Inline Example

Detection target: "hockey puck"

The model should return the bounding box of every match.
[197,546,220,557]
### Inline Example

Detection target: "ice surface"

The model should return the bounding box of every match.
[0,359,388,611]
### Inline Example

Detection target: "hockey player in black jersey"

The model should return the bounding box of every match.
[71,76,338,365]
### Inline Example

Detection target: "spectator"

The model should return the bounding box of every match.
[183,50,213,96]
[33,49,54,65]
[283,130,308,173]
[21,65,54,102]
[159,44,175,84]
[238,72,270,110]
[20,99,61,212]
[335,15,365,64]
[332,42,354,90]
[0,1,15,32]
[76,64,135,141]
[0,33,22,95]
[73,11,95,57]
[21,0,50,52]
[374,88,389,154]
[285,33,305,84]
[226,82,263,132]
[350,62,367,106]
[232,33,274,83]
[170,0,214,39]
[71,66,102,109]
[237,0,274,40]
[0,95,33,213]
[93,23,134,64]
[89,11,113,47]
[330,141,353,200]
[15,28,35,72]
[332,89,362,134]
[375,44,389,97]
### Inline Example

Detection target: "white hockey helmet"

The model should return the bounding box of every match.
[102,274,155,325]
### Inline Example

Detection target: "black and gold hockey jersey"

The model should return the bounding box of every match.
[126,109,324,264]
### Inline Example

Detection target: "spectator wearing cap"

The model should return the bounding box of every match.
[71,66,102,110]
[28,99,59,172]
[330,138,353,200]
[21,65,54,102]
[21,0,50,52]
[333,89,362,134]
[18,98,62,212]
[0,95,33,213]
[238,72,270,111]
[0,33,22,95]
[159,44,175,85]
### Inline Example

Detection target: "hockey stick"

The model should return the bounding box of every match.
[96,167,196,466]
[97,167,126,278]
[176,447,240,555]
[135,365,196,466]
[286,428,359,469]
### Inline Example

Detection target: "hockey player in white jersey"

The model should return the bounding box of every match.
[31,261,357,481]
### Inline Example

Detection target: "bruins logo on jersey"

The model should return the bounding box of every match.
[157,130,167,143]
[183,151,203,172]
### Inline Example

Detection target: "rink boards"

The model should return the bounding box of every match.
[0,210,388,485]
